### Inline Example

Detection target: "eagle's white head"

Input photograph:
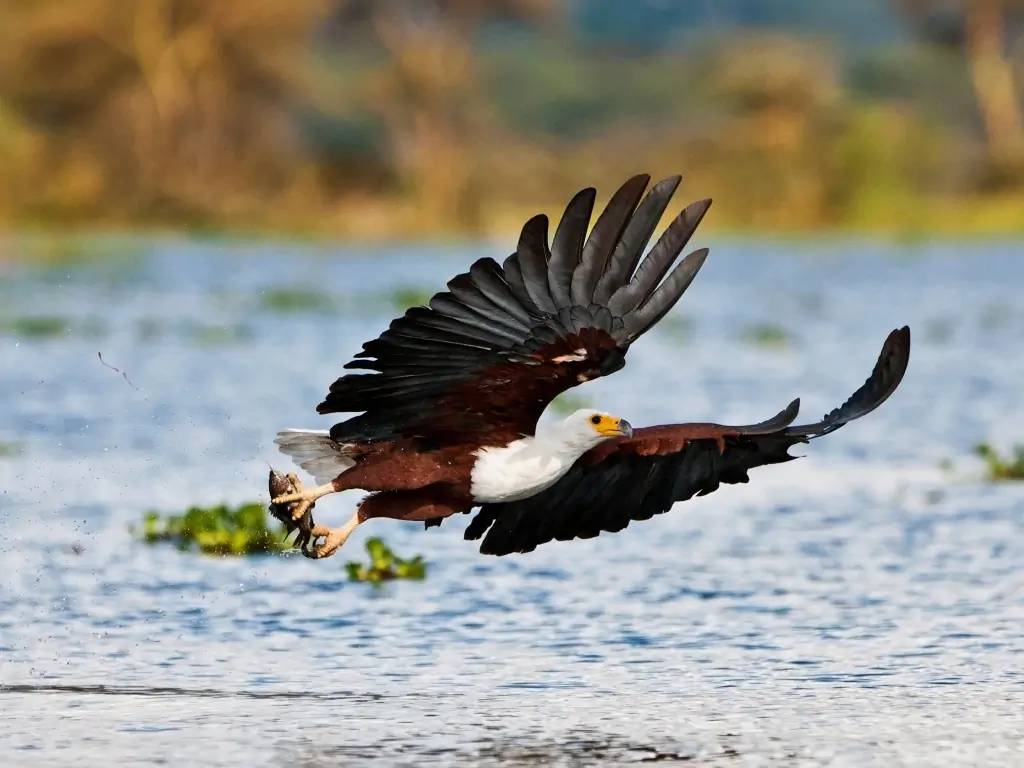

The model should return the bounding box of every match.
[540,409,634,452]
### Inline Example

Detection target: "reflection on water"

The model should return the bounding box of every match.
[1,240,1023,765]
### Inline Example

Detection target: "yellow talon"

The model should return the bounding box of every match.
[271,481,338,520]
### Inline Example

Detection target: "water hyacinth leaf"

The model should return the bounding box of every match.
[261,287,338,314]
[137,502,290,555]
[345,537,427,583]
[975,443,1024,481]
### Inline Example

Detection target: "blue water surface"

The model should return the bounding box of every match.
[0,238,1022,766]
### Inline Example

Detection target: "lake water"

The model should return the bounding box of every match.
[1,238,1022,766]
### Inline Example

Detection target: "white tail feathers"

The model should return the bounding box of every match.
[274,429,356,485]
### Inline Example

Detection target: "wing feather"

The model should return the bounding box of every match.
[428,295,526,341]
[607,198,711,317]
[516,214,557,314]
[570,174,649,306]
[623,248,709,340]
[594,175,682,303]
[460,261,534,327]
[548,187,596,306]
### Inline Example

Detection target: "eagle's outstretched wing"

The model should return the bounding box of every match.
[320,174,711,444]
[465,327,910,555]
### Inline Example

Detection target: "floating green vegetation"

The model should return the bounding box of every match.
[139,502,288,555]
[657,315,694,343]
[742,323,793,348]
[0,441,24,458]
[133,318,252,345]
[3,315,69,339]
[386,286,433,311]
[261,287,337,314]
[186,322,254,346]
[548,392,593,416]
[1,315,108,340]
[975,443,1024,481]
[345,537,426,583]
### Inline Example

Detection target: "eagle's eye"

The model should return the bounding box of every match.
[590,414,602,425]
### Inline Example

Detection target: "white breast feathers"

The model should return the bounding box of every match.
[469,409,622,503]
[469,438,579,503]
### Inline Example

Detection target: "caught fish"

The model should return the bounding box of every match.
[268,468,315,552]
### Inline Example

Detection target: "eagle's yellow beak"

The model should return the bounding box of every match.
[593,414,633,438]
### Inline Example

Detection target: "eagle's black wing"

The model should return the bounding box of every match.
[318,174,711,445]
[466,327,910,555]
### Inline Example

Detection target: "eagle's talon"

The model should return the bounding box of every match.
[302,524,331,559]
[290,498,313,522]
[271,482,336,520]
[301,519,357,560]
[291,524,313,554]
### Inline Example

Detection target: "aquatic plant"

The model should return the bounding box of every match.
[345,538,426,583]
[3,316,68,338]
[657,315,694,342]
[1,315,108,340]
[387,287,433,311]
[139,503,288,555]
[0,441,23,458]
[743,323,793,348]
[185,322,254,347]
[132,318,251,345]
[975,443,1024,481]
[261,287,337,314]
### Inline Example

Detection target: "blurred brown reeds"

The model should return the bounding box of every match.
[1,0,1024,238]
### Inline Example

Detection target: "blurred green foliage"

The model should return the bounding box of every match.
[0,441,24,458]
[386,286,434,311]
[3,315,68,338]
[185,322,254,347]
[655,316,694,344]
[261,287,338,314]
[1,2,1024,238]
[139,502,288,555]
[1,314,108,339]
[132,317,253,345]
[975,443,1024,481]
[345,537,426,583]
[743,323,794,348]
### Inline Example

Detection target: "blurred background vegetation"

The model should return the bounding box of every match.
[3,0,1024,236]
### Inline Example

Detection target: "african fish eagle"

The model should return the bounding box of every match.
[271,174,910,558]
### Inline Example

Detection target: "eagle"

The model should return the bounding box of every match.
[271,174,910,559]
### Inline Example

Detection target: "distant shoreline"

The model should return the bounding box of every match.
[2,224,1023,266]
